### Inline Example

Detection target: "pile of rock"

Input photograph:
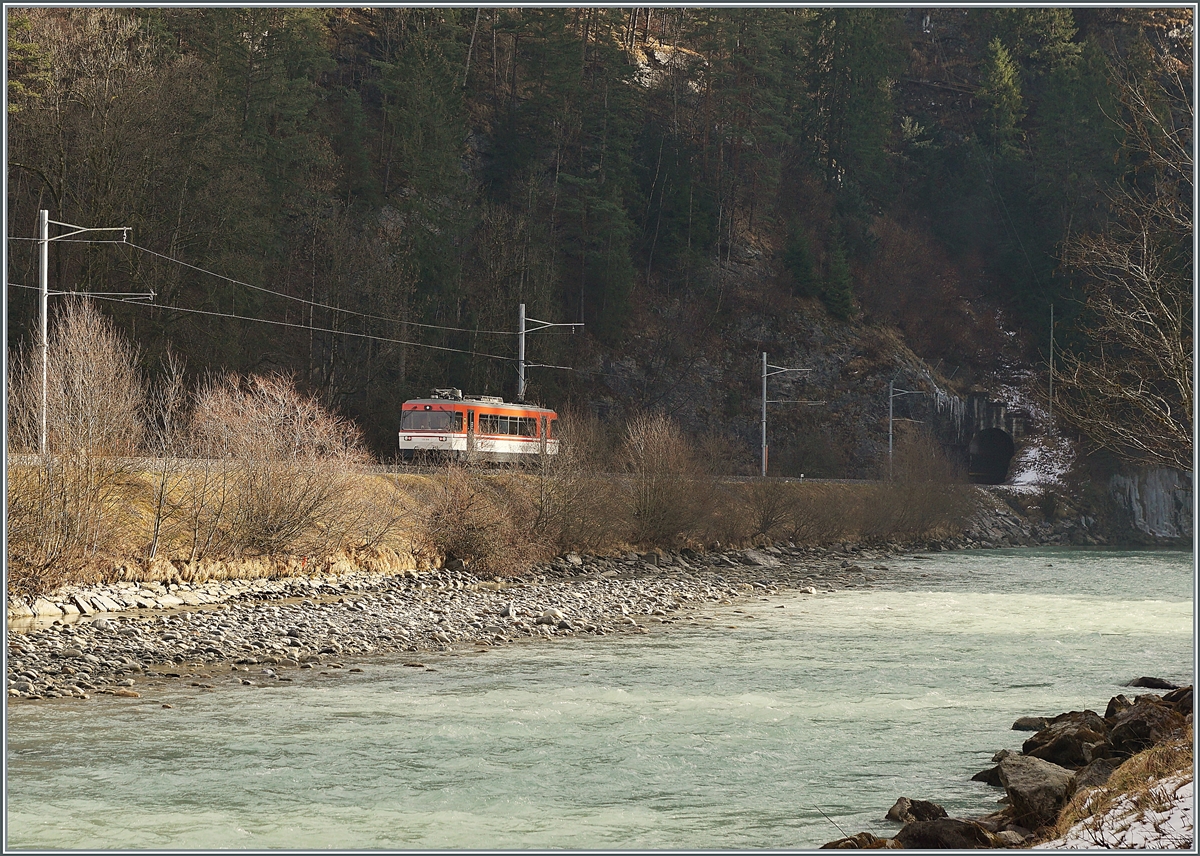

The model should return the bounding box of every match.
[8,545,904,701]
[821,680,1194,849]
[959,499,1104,550]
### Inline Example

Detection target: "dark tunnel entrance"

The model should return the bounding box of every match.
[969,428,1015,485]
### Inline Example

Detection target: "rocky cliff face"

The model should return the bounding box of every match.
[1109,468,1193,541]
[582,240,1035,480]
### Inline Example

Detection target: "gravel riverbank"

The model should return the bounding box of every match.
[4,489,1108,704]
[7,542,912,703]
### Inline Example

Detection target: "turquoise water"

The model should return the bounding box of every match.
[6,548,1193,849]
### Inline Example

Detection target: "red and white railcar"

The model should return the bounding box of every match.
[398,388,559,462]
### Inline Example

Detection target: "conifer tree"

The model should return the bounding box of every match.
[978,38,1026,158]
[822,237,854,321]
[783,231,820,298]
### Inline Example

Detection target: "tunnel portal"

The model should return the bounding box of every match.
[969,428,1015,485]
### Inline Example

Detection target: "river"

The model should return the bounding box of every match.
[5,547,1192,849]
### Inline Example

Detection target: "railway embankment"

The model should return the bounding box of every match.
[6,481,1086,625]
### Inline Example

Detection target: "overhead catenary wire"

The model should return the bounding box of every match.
[5,282,515,363]
[119,240,518,336]
[7,233,517,336]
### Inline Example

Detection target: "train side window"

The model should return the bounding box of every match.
[548,418,557,438]
[453,412,464,432]
[519,417,536,436]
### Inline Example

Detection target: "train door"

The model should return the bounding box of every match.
[539,415,548,456]
[466,409,475,458]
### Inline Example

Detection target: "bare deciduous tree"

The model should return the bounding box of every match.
[1056,46,1193,472]
[145,349,187,560]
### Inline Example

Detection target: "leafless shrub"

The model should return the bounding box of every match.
[858,429,975,539]
[6,300,145,594]
[695,430,749,476]
[527,408,624,552]
[618,412,714,546]
[144,349,188,560]
[8,298,144,454]
[776,447,972,546]
[697,479,753,547]
[785,483,855,544]
[7,455,143,595]
[348,475,423,552]
[746,479,801,540]
[417,461,547,578]
[169,455,236,562]
[187,373,370,557]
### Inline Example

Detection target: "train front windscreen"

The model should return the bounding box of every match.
[400,409,460,431]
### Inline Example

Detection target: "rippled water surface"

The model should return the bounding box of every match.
[6,548,1193,849]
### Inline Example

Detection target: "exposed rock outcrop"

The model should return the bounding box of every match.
[1109,468,1192,540]
[827,685,1194,850]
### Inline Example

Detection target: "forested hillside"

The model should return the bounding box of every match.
[6,7,1192,468]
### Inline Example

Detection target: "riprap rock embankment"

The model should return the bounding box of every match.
[7,544,895,702]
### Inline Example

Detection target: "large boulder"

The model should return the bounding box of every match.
[1012,716,1050,731]
[971,765,1003,786]
[819,832,900,849]
[1020,710,1108,768]
[1070,757,1120,794]
[1126,676,1179,690]
[1161,685,1193,717]
[31,598,62,618]
[885,797,947,824]
[1105,693,1133,718]
[1107,696,1187,756]
[971,749,1014,787]
[893,818,1001,849]
[998,755,1075,830]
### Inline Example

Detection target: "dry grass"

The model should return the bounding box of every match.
[1039,726,1194,847]
[8,452,981,596]
[7,462,431,592]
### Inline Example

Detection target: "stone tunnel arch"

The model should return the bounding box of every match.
[969,428,1015,485]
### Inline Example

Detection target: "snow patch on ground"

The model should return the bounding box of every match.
[989,368,1077,492]
[1036,774,1194,850]
[993,368,1048,426]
